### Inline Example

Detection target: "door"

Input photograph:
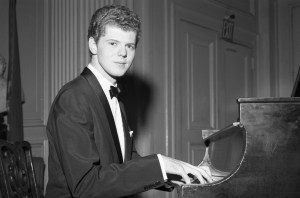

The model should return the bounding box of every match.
[212,40,255,171]
[174,12,255,172]
[175,18,218,166]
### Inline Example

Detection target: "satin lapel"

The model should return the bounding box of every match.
[81,68,123,163]
[119,100,132,162]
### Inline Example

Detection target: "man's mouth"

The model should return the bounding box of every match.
[115,62,126,66]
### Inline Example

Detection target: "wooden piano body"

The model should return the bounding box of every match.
[175,98,300,198]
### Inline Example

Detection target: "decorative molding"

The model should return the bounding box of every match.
[18,0,45,128]
[24,118,44,127]
[181,21,217,131]
[28,139,46,158]
[187,141,206,165]
[209,0,256,16]
[27,139,49,194]
[276,0,298,96]
[167,0,176,158]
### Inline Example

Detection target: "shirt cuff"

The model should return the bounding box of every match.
[157,154,168,181]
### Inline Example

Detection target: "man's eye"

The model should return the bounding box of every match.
[127,45,136,49]
[109,42,117,46]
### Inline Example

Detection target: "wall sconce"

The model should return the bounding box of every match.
[221,14,235,42]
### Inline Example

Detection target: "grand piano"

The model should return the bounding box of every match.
[174,97,300,198]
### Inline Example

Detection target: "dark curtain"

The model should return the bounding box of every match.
[7,0,24,141]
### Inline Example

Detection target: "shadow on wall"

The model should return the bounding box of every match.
[119,72,153,138]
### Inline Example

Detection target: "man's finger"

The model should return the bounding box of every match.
[198,167,213,183]
[181,171,192,184]
[185,165,213,184]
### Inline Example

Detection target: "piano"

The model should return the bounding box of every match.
[174,97,300,198]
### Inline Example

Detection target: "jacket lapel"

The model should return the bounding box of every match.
[81,68,123,163]
[119,101,132,162]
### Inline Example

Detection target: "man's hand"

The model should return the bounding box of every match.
[161,155,213,184]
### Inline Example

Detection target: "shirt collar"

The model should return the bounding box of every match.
[87,64,117,100]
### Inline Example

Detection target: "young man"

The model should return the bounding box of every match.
[46,5,212,198]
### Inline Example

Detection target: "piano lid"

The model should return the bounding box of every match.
[291,66,300,97]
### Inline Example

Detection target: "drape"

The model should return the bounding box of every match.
[7,0,24,141]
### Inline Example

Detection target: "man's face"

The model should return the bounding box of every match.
[89,25,137,84]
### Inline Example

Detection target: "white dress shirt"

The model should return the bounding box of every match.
[87,64,167,180]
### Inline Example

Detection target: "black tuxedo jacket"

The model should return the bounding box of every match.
[45,68,165,198]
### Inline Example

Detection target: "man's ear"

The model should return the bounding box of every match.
[88,37,97,55]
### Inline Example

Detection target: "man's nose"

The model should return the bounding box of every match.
[118,46,127,57]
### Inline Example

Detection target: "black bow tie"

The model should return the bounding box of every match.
[109,86,121,99]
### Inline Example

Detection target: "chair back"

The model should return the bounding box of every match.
[0,140,40,198]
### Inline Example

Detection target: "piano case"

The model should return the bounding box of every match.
[175,97,300,198]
